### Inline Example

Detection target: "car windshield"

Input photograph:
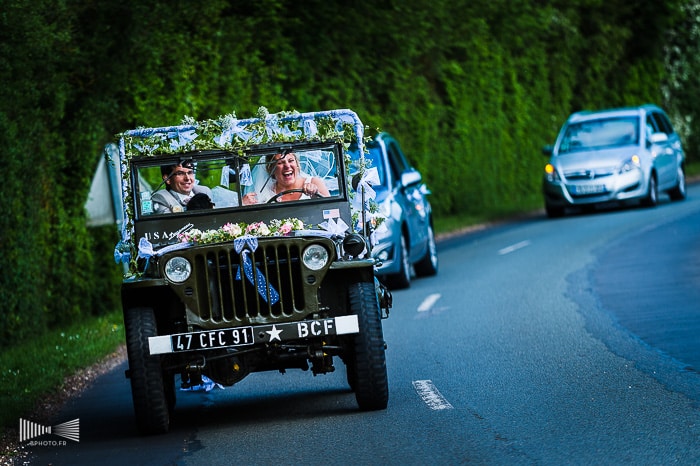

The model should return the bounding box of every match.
[348,145,387,187]
[133,145,343,217]
[558,117,639,154]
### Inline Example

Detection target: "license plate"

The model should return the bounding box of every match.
[148,315,360,354]
[171,327,255,352]
[571,184,606,195]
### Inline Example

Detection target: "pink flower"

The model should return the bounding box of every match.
[279,223,292,235]
[222,222,242,237]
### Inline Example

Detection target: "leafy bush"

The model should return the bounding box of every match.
[0,0,694,346]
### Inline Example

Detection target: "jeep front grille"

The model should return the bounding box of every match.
[171,240,328,326]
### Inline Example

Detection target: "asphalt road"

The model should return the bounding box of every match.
[27,185,700,465]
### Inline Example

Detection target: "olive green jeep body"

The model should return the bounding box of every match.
[113,109,391,434]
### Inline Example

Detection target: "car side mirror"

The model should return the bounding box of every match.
[648,132,669,145]
[400,170,422,188]
[542,144,554,156]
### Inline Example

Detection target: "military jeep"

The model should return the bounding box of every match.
[112,109,392,434]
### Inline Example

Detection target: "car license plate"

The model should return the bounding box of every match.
[148,315,360,354]
[570,184,606,195]
[170,327,255,352]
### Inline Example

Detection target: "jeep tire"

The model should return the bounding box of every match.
[124,307,171,434]
[345,282,389,410]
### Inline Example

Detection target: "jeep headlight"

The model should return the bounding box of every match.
[164,256,192,283]
[302,244,329,271]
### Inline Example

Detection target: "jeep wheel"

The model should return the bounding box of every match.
[124,307,171,434]
[414,223,438,277]
[346,282,389,410]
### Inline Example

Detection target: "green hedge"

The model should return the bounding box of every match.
[0,0,695,347]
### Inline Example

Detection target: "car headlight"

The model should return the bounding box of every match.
[302,244,329,270]
[544,163,560,182]
[375,246,392,262]
[619,155,641,173]
[164,256,192,283]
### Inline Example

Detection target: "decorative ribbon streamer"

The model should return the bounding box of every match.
[279,125,302,139]
[220,165,235,186]
[133,141,160,155]
[168,129,198,150]
[114,225,132,264]
[351,166,379,210]
[214,127,234,147]
[180,375,224,392]
[155,241,193,256]
[114,248,130,264]
[239,164,252,186]
[264,114,281,139]
[369,220,388,248]
[319,218,349,236]
[234,235,258,254]
[233,236,280,304]
[137,237,155,259]
[292,229,334,239]
[303,119,318,138]
[135,236,155,270]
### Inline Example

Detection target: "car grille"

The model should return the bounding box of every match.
[564,168,614,181]
[165,239,331,327]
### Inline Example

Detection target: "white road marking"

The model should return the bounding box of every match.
[412,380,454,410]
[417,293,442,313]
[498,240,531,255]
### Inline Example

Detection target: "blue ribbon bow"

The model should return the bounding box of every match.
[114,249,131,264]
[233,236,280,304]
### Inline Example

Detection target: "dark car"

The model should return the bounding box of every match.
[542,104,686,217]
[350,133,438,289]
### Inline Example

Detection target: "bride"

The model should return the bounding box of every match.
[243,150,330,204]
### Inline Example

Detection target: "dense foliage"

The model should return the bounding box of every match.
[0,0,697,347]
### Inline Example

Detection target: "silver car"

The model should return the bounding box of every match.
[542,104,686,217]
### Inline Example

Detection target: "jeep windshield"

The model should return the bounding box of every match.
[129,141,352,250]
[134,143,343,217]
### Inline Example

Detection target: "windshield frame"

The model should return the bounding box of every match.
[130,142,347,220]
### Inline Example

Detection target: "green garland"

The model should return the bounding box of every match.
[119,107,369,160]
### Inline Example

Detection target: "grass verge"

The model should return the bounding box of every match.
[0,310,124,428]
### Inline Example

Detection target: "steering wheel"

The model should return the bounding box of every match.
[266,189,323,203]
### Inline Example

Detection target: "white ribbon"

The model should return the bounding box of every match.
[351,167,379,210]
[319,218,349,236]
[239,163,253,186]
[137,237,155,260]
[168,129,197,150]
[303,119,318,138]
[155,242,193,256]
[214,127,234,147]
